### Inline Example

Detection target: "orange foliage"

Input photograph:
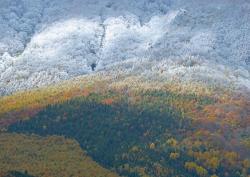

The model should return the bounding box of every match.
[0,83,94,127]
[102,98,115,105]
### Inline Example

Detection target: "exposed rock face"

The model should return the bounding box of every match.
[0,0,250,95]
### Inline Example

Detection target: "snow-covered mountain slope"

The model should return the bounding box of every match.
[0,0,250,95]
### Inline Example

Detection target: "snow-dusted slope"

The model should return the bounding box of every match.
[0,0,250,95]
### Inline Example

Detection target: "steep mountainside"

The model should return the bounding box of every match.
[0,0,250,95]
[1,1,250,176]
[0,133,119,177]
[0,75,249,177]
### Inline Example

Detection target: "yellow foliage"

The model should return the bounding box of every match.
[153,163,169,177]
[210,174,218,177]
[206,157,220,171]
[130,146,140,153]
[185,162,208,177]
[185,162,197,171]
[224,151,238,166]
[0,133,119,177]
[243,159,250,168]
[149,143,156,149]
[169,152,180,160]
[166,138,178,147]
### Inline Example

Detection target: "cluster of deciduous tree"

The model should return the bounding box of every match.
[7,89,250,177]
[0,133,118,177]
[0,76,249,176]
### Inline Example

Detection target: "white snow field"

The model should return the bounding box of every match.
[0,0,250,95]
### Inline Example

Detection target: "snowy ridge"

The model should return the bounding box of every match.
[0,0,250,95]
